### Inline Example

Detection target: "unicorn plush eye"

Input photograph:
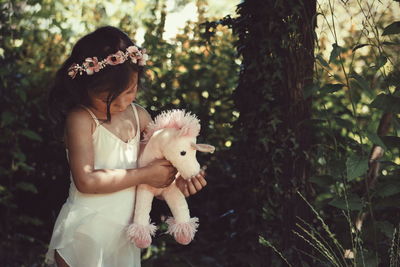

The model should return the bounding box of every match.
[180,151,186,156]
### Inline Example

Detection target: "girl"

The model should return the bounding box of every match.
[45,26,207,267]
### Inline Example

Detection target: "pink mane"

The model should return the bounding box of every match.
[143,109,201,141]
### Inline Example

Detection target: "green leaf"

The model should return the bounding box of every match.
[316,54,329,68]
[373,55,387,70]
[16,182,38,194]
[1,111,15,126]
[375,221,395,238]
[16,89,27,102]
[303,83,319,99]
[329,43,342,63]
[20,129,42,142]
[18,215,43,226]
[334,117,353,130]
[0,185,6,194]
[379,161,399,171]
[366,131,387,150]
[370,94,400,113]
[329,194,363,211]
[321,83,344,94]
[350,72,370,91]
[355,249,379,267]
[375,180,400,197]
[375,195,400,209]
[259,235,270,247]
[352,43,370,52]
[393,116,400,131]
[382,41,399,46]
[382,21,400,36]
[346,155,369,181]
[12,151,26,162]
[329,158,346,178]
[309,175,336,188]
[381,136,400,149]
[18,162,35,172]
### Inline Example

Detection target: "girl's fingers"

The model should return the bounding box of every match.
[179,181,190,197]
[168,166,178,176]
[157,159,173,166]
[182,185,190,197]
[175,170,208,197]
[187,180,197,195]
[196,174,207,187]
[176,177,189,197]
[191,177,203,191]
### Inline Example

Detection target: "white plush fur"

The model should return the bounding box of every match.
[166,217,199,245]
[143,109,201,142]
[126,223,157,248]
[127,109,214,247]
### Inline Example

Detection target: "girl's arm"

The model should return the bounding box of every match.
[65,107,176,194]
[135,104,152,155]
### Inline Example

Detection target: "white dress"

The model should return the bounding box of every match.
[45,103,141,267]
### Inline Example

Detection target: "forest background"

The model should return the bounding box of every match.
[1,0,400,266]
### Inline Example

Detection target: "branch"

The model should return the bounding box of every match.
[355,112,392,231]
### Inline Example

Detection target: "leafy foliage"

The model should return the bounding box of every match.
[2,0,400,266]
[0,0,238,266]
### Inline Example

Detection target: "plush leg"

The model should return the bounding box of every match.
[162,184,199,245]
[127,187,156,248]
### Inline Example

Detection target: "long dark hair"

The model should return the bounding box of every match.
[47,26,144,141]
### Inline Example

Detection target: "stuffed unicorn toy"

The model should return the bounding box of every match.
[126,109,215,248]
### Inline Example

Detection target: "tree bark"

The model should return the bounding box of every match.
[231,0,317,265]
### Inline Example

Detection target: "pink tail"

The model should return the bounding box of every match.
[126,222,157,248]
[166,217,199,245]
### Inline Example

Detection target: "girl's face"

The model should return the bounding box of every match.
[89,73,138,114]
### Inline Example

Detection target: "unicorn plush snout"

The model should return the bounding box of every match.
[176,143,215,179]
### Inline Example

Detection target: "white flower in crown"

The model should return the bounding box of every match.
[67,64,80,79]
[139,51,149,66]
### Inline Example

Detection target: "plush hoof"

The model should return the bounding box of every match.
[166,217,199,245]
[126,223,157,249]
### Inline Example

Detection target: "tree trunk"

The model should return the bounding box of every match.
[231,0,316,265]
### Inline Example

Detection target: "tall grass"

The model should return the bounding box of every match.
[260,191,400,266]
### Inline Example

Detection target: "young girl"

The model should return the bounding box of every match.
[45,26,207,267]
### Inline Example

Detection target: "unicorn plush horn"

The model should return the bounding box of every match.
[126,109,215,248]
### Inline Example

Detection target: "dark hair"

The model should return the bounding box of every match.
[47,25,144,141]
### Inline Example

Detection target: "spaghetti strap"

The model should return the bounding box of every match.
[131,103,140,137]
[80,104,100,126]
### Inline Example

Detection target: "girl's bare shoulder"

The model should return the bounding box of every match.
[66,106,97,135]
[133,103,152,132]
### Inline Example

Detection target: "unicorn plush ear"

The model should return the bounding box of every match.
[191,143,215,153]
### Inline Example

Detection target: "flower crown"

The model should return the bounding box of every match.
[67,45,148,79]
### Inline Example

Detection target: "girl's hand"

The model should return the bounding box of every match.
[144,159,177,188]
[176,167,208,197]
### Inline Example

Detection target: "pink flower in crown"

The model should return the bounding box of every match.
[106,51,125,66]
[130,56,137,64]
[138,52,149,66]
[127,45,139,54]
[134,50,145,66]
[83,57,100,75]
[67,64,79,79]
[127,46,139,64]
